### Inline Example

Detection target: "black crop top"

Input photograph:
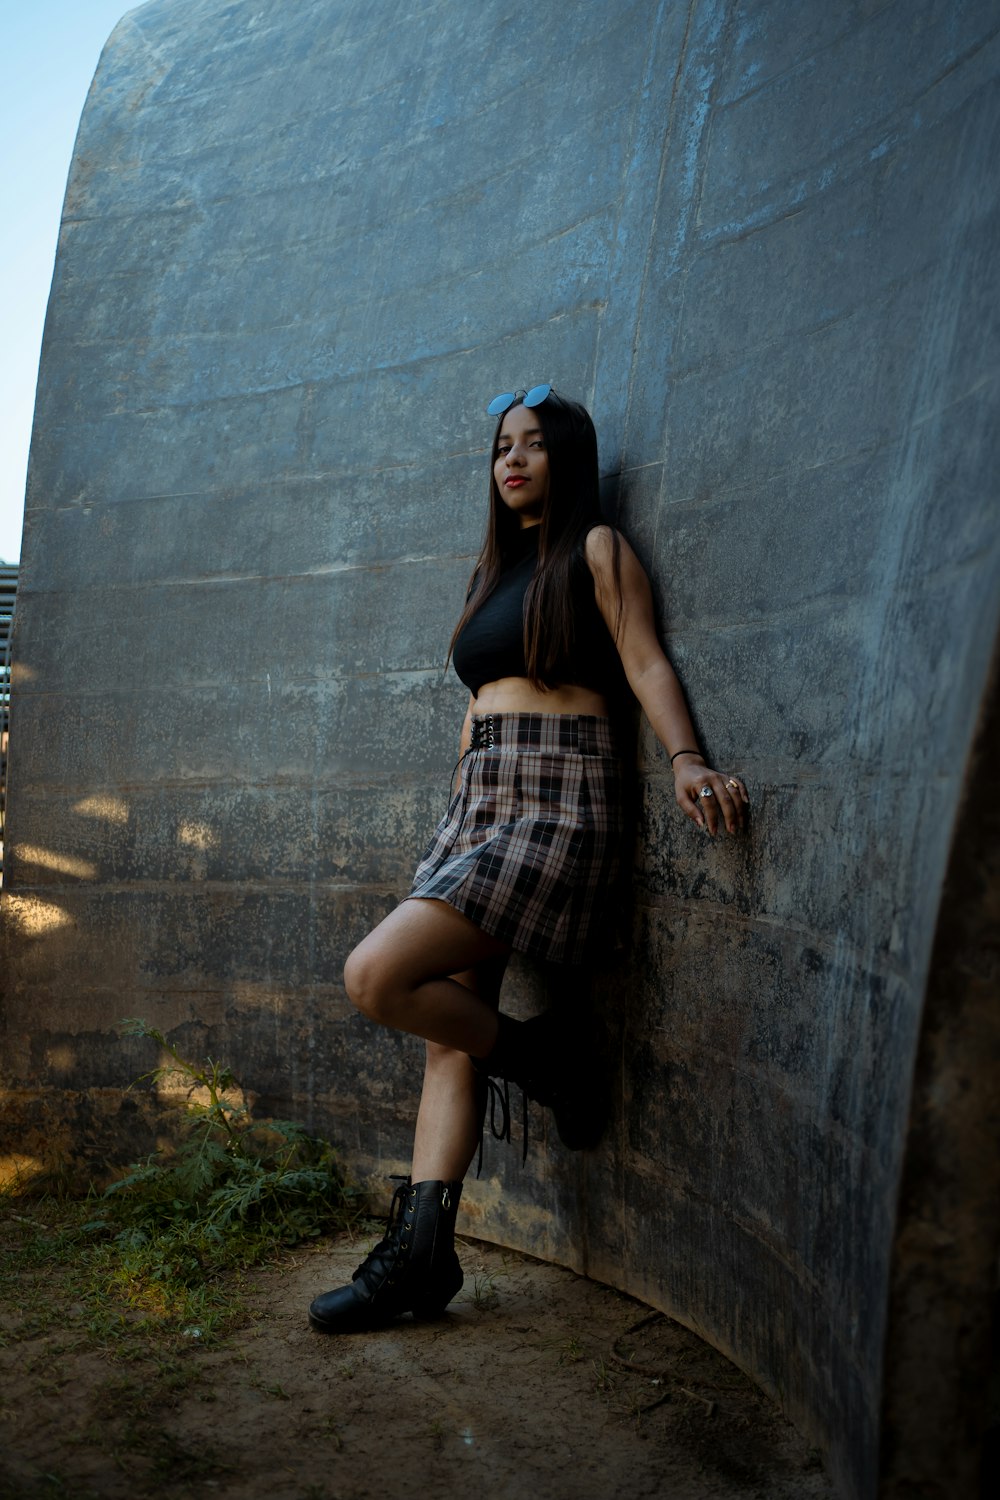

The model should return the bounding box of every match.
[452,525,625,699]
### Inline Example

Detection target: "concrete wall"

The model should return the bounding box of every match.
[2,2,998,1495]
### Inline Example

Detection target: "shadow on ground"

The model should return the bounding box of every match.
[1,1231,833,1500]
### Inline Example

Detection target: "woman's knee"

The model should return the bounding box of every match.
[343,939,398,1024]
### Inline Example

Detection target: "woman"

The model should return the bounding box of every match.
[308,385,747,1334]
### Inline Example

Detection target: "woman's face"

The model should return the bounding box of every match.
[493,402,550,527]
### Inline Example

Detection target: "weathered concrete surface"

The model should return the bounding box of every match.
[1,2,998,1496]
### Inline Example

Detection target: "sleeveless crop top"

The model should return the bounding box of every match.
[452,525,626,699]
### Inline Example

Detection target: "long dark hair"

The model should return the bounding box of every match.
[448,391,623,689]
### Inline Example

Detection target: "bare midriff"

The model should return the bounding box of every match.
[472,677,610,718]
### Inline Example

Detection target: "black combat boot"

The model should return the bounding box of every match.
[308,1178,463,1334]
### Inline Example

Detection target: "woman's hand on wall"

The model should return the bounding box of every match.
[672,754,749,836]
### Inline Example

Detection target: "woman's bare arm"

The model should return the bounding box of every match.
[586,526,748,836]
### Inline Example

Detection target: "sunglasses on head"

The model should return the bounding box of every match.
[486,383,552,416]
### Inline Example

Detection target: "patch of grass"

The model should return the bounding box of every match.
[560,1334,585,1364]
[0,1020,360,1362]
[471,1268,500,1311]
[591,1356,618,1395]
[317,1418,344,1451]
[90,1020,357,1291]
[469,1255,510,1312]
[425,1417,445,1452]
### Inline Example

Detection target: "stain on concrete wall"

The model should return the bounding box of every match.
[2,3,998,1496]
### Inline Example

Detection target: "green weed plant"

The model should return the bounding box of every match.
[102,1019,352,1267]
[1,1020,358,1347]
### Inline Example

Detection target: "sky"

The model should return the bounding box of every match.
[0,0,140,563]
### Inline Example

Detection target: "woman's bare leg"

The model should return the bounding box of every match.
[343,897,510,1055]
[343,899,512,1181]
[309,920,508,1335]
[410,955,508,1182]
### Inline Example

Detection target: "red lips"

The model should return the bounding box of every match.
[504,476,527,487]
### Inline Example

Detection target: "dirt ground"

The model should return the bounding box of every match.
[1,1231,834,1500]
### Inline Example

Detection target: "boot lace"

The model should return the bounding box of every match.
[475,1076,529,1174]
[351,1178,413,1292]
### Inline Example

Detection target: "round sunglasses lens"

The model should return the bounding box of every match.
[523,384,552,407]
[487,392,517,415]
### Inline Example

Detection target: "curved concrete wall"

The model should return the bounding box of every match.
[2,3,998,1495]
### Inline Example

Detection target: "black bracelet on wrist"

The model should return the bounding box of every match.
[669,748,702,764]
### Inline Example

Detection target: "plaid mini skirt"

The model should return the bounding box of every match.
[408,712,625,965]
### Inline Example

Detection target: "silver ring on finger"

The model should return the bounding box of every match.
[699,785,714,799]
